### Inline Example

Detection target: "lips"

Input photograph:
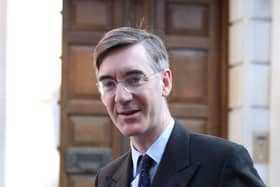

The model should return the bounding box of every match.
[117,109,140,116]
[115,103,144,117]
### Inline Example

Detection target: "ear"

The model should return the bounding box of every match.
[161,69,172,97]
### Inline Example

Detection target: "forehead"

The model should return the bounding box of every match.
[97,44,154,76]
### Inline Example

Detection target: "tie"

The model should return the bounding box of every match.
[138,155,154,187]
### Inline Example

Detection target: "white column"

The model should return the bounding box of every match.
[269,0,280,186]
[228,0,271,184]
[0,0,7,186]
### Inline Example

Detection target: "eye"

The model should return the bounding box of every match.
[100,79,116,90]
[125,74,144,87]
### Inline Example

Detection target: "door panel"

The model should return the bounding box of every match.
[67,0,124,30]
[167,2,209,36]
[69,175,94,187]
[68,45,97,99]
[69,115,112,146]
[60,0,225,186]
[169,49,207,102]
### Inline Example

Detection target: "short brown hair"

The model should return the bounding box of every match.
[94,27,169,72]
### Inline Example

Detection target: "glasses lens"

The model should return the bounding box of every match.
[99,79,116,92]
[124,74,146,89]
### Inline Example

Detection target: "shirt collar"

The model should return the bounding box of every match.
[131,118,175,177]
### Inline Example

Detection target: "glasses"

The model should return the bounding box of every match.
[97,72,160,95]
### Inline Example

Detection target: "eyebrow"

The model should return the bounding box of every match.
[125,70,145,76]
[98,69,145,81]
[98,75,113,82]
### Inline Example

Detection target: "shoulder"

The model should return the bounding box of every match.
[189,132,265,186]
[189,131,252,164]
[173,121,247,159]
[191,132,242,151]
[173,121,244,155]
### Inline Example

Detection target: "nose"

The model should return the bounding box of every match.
[114,83,133,103]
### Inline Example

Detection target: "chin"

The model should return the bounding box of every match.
[119,124,145,137]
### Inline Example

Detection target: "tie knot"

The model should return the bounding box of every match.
[138,154,154,172]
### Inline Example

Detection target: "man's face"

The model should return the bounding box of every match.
[97,44,170,137]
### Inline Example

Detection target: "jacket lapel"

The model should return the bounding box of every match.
[151,122,200,187]
[106,152,132,187]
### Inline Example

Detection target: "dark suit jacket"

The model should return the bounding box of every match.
[95,121,266,187]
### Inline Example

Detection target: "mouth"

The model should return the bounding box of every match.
[117,109,141,116]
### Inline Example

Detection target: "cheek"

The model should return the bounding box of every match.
[101,97,114,114]
[143,87,161,110]
[149,86,164,110]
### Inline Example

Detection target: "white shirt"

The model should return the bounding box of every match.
[130,118,175,187]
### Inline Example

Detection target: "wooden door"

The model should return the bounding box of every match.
[157,0,222,135]
[59,0,227,186]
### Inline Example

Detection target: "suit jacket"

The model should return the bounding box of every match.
[95,121,266,187]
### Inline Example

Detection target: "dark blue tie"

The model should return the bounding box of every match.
[138,155,154,187]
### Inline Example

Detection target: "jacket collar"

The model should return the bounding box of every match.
[107,121,200,187]
[151,121,200,186]
[107,152,132,187]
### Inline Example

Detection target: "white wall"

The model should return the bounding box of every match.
[0,0,7,186]
[5,0,62,187]
[269,0,280,186]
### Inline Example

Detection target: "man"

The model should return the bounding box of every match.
[94,27,266,187]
